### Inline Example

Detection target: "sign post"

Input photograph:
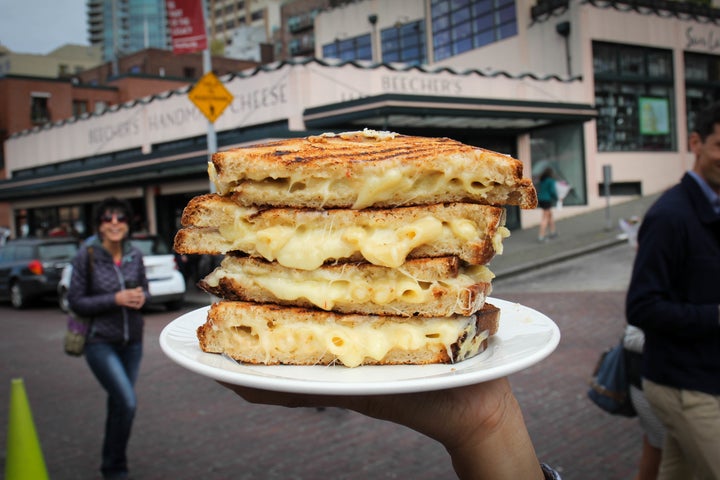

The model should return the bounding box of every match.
[603,164,612,231]
[166,0,230,192]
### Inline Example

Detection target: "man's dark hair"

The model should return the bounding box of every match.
[93,197,133,231]
[692,101,720,141]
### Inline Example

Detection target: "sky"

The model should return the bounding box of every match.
[0,0,88,54]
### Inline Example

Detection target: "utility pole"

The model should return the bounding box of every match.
[201,0,217,192]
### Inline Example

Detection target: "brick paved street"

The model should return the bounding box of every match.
[1,283,642,480]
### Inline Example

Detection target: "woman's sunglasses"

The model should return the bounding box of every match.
[101,213,128,223]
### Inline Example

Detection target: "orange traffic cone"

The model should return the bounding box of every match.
[5,378,49,480]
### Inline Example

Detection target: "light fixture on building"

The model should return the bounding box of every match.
[368,14,379,63]
[556,21,571,77]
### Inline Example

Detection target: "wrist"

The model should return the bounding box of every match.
[443,381,544,480]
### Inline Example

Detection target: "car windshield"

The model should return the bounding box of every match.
[38,243,78,260]
[131,237,170,256]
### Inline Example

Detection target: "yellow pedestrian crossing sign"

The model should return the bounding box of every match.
[188,72,233,123]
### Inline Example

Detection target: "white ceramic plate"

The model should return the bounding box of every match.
[159,298,560,395]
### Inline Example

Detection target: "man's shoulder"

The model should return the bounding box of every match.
[649,180,691,213]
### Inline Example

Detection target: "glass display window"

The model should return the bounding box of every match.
[593,42,675,152]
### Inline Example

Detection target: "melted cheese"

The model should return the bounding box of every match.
[216,215,499,270]
[223,167,499,209]
[204,262,495,311]
[223,314,488,368]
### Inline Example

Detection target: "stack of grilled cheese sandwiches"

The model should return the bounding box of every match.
[174,129,537,367]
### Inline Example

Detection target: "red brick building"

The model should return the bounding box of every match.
[0,48,258,228]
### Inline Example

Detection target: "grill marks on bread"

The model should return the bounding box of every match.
[209,131,537,209]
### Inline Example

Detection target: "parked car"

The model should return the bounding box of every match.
[58,234,186,312]
[0,237,79,309]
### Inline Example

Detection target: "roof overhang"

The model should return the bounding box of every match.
[304,94,597,133]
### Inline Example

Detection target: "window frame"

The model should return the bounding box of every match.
[322,33,372,62]
[593,41,676,152]
[431,0,517,62]
[684,52,720,139]
[381,20,426,65]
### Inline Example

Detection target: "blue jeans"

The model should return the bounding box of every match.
[85,341,142,477]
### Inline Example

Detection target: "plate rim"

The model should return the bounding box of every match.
[159,297,560,395]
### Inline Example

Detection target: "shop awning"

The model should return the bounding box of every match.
[304,94,597,133]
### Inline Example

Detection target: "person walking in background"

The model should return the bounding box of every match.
[624,325,665,480]
[626,101,720,480]
[537,167,558,242]
[67,197,149,480]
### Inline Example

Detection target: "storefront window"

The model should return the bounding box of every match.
[594,42,675,152]
[685,52,720,139]
[530,123,586,207]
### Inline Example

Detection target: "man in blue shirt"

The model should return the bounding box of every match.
[626,102,720,480]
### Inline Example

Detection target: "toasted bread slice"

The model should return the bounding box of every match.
[208,130,537,209]
[197,301,501,367]
[199,255,494,317]
[174,194,509,269]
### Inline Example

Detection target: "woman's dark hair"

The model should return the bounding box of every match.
[540,167,554,181]
[94,197,133,232]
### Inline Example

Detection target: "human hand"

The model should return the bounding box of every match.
[221,377,544,480]
[115,287,146,310]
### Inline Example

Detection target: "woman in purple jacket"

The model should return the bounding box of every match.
[68,197,149,480]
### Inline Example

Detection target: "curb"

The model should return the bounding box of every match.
[493,236,627,280]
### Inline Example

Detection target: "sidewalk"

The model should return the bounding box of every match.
[185,193,660,304]
[491,193,659,279]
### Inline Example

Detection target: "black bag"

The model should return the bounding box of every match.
[587,340,637,417]
[63,247,94,357]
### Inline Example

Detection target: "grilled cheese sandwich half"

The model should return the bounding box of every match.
[208,129,537,210]
[175,194,509,270]
[199,255,494,317]
[197,300,501,368]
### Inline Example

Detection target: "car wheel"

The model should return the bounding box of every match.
[58,286,70,312]
[10,282,26,309]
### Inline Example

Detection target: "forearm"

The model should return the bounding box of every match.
[339,379,545,479]
[443,381,544,480]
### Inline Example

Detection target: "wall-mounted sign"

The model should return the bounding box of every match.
[639,97,670,135]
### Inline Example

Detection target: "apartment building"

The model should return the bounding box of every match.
[0,44,102,78]
[88,0,170,62]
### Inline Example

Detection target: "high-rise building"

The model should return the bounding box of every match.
[88,0,169,62]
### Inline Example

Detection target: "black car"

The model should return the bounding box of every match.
[0,237,79,309]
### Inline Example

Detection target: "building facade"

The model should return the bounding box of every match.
[88,0,170,62]
[1,0,719,251]
[0,44,102,79]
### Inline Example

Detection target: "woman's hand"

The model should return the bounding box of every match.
[221,378,544,480]
[115,287,146,310]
